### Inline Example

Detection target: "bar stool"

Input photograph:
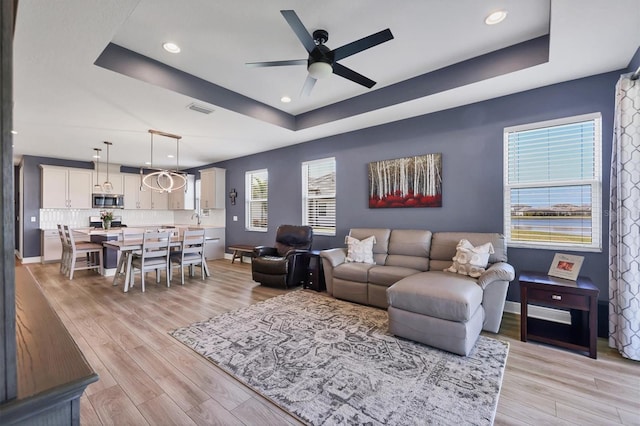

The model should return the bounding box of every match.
[63,225,103,279]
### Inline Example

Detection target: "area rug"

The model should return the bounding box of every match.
[170,291,509,425]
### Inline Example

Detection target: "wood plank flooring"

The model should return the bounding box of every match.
[24,261,639,425]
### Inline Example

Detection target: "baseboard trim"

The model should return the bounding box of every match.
[504,301,571,324]
[21,256,42,264]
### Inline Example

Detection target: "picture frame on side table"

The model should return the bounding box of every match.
[548,253,584,281]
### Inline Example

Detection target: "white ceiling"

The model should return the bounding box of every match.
[12,0,640,169]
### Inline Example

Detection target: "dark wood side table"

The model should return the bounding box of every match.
[520,271,599,359]
[304,250,326,292]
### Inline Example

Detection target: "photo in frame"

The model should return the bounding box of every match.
[368,153,442,208]
[548,253,584,281]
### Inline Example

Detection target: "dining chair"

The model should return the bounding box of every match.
[57,224,71,276]
[170,229,206,285]
[63,225,103,280]
[114,229,144,290]
[128,231,171,292]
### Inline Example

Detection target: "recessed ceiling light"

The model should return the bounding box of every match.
[163,42,181,53]
[10,130,17,135]
[281,96,291,103]
[485,10,508,25]
[92,155,100,159]
[167,154,174,158]
[144,161,152,165]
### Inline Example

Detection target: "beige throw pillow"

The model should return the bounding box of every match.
[345,235,376,264]
[445,239,495,278]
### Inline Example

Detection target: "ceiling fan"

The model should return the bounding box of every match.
[246,10,394,97]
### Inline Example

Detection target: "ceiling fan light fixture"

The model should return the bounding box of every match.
[308,61,333,79]
[485,10,508,25]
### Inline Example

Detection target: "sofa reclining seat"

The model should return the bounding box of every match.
[251,225,313,288]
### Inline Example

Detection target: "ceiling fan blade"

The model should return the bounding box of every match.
[332,63,376,88]
[300,75,317,97]
[246,59,307,68]
[333,28,394,61]
[280,10,316,53]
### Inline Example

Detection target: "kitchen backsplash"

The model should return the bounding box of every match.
[39,208,224,229]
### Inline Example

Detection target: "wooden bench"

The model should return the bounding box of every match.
[228,245,255,264]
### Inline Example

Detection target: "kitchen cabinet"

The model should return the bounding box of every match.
[151,191,168,210]
[93,171,124,194]
[123,174,152,209]
[41,165,92,209]
[169,174,195,210]
[200,167,225,210]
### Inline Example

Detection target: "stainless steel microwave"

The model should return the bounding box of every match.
[92,193,124,209]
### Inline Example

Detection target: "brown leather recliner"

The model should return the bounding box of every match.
[251,225,313,288]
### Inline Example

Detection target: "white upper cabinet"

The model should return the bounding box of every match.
[199,168,225,210]
[123,174,152,209]
[169,174,195,210]
[41,165,92,209]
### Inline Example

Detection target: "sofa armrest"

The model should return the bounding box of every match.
[254,246,278,257]
[319,248,347,267]
[319,248,347,296]
[477,262,515,289]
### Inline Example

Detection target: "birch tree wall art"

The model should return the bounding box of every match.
[368,153,442,208]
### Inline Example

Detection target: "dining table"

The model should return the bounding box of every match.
[103,235,217,289]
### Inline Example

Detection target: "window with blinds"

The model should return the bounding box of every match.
[245,169,268,232]
[504,113,602,251]
[302,157,336,236]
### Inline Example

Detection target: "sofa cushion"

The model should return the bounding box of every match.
[333,262,376,283]
[345,235,376,264]
[387,271,483,323]
[368,265,421,286]
[430,232,507,264]
[349,228,391,264]
[446,239,494,278]
[385,229,432,271]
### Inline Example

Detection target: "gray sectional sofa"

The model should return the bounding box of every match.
[320,228,515,355]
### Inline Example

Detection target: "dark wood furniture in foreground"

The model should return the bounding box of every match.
[0,267,98,424]
[228,244,256,264]
[520,271,599,358]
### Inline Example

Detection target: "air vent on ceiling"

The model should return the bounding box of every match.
[187,103,214,115]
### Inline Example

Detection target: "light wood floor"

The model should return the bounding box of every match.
[23,260,639,425]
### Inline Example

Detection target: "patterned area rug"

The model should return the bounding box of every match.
[171,291,509,425]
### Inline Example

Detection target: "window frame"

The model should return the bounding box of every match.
[302,157,336,237]
[503,112,602,252]
[245,169,268,232]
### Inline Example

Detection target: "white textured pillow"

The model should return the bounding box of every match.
[445,239,495,278]
[345,235,376,264]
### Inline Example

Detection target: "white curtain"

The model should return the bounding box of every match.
[609,73,640,361]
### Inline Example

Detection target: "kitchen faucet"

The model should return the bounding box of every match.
[191,210,202,225]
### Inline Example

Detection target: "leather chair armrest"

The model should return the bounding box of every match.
[477,262,515,289]
[284,248,311,259]
[254,246,278,257]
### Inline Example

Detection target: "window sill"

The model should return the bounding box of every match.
[508,242,602,253]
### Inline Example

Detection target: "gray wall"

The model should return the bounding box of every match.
[214,70,622,303]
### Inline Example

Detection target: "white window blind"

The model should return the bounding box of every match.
[504,113,602,251]
[245,169,268,232]
[302,157,336,236]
